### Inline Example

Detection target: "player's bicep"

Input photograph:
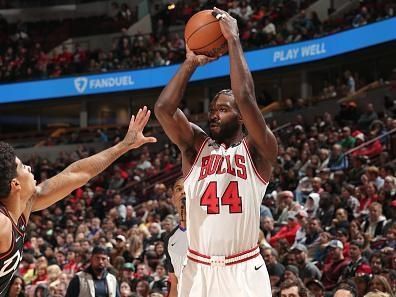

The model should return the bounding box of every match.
[239,100,277,163]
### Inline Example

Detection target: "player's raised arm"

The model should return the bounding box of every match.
[31,107,156,212]
[154,46,215,150]
[214,8,278,165]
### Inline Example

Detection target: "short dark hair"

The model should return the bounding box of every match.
[279,279,309,297]
[213,89,233,101]
[212,89,241,113]
[333,281,357,297]
[92,246,108,256]
[0,142,17,199]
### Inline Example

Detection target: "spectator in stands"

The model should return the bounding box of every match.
[6,275,25,297]
[65,246,119,297]
[120,280,132,297]
[327,144,349,171]
[304,217,322,258]
[345,71,356,95]
[304,192,320,218]
[340,127,356,150]
[333,281,358,297]
[109,2,121,21]
[317,192,336,227]
[275,191,301,224]
[291,243,322,283]
[307,280,326,297]
[120,3,133,22]
[270,212,301,246]
[262,247,285,288]
[261,216,275,243]
[358,103,379,132]
[130,263,153,291]
[293,210,309,245]
[341,240,371,280]
[352,132,383,158]
[367,275,394,296]
[322,240,350,291]
[361,202,387,239]
[279,278,310,297]
[283,265,300,282]
[113,194,127,222]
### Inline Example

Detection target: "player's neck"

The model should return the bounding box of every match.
[218,130,245,148]
[2,193,25,222]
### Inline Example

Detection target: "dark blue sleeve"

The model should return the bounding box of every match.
[116,281,121,297]
[65,275,80,297]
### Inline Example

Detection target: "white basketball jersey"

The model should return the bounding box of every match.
[184,137,269,256]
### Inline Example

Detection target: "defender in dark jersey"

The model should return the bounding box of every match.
[0,107,156,295]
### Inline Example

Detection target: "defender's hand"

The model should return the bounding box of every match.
[213,7,239,41]
[122,106,157,149]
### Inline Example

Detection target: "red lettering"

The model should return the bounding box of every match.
[199,154,247,180]
[225,155,236,176]
[235,155,247,180]
[216,156,227,174]
[207,155,222,176]
[199,156,210,180]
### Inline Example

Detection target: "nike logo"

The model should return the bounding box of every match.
[15,236,21,243]
[171,242,176,246]
[254,264,264,271]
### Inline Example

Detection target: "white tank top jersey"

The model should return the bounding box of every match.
[184,137,269,256]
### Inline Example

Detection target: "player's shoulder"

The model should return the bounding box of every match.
[190,124,208,143]
[0,212,12,236]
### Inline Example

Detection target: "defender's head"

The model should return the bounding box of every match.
[0,142,36,201]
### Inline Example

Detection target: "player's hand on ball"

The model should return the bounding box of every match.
[213,7,239,41]
[122,106,157,149]
[186,44,219,66]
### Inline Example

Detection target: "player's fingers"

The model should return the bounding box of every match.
[212,8,225,20]
[144,136,157,143]
[135,108,143,123]
[128,115,135,130]
[136,106,149,127]
[141,109,151,128]
[213,7,229,18]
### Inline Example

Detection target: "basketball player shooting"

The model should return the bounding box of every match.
[155,7,277,297]
[0,107,156,295]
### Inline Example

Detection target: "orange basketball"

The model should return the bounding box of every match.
[184,10,228,57]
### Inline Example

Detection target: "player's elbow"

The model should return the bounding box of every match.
[154,100,175,120]
[154,101,167,117]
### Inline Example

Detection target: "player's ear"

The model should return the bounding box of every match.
[10,178,21,191]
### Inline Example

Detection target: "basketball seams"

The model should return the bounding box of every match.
[191,34,226,51]
[185,19,220,44]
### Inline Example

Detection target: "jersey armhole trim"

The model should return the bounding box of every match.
[0,232,15,260]
[242,139,269,185]
[0,207,25,236]
[184,137,210,182]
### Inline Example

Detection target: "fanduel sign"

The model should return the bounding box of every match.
[0,17,395,103]
[74,75,134,94]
